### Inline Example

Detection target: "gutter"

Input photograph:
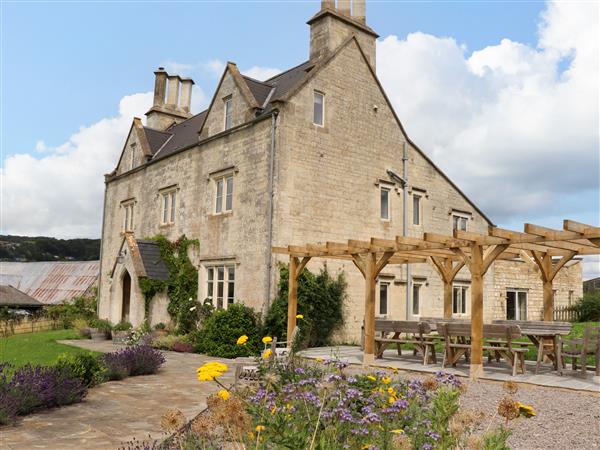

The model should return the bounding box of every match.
[264,111,279,312]
[403,141,412,320]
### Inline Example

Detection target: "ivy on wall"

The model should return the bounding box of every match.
[138,235,200,333]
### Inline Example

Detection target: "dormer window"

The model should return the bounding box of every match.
[224,96,233,130]
[313,91,324,126]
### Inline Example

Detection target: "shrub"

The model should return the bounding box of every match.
[152,334,179,350]
[263,264,346,348]
[0,363,86,424]
[575,291,600,322]
[90,318,113,332]
[113,321,133,332]
[73,318,90,338]
[154,322,167,331]
[101,346,165,380]
[190,304,261,358]
[55,352,105,387]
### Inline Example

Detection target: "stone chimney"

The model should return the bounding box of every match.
[308,0,378,69]
[145,67,194,130]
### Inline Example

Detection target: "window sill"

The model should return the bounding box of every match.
[159,223,175,228]
[211,211,233,217]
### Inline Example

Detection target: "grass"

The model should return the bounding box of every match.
[0,329,99,368]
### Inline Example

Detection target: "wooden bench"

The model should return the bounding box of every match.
[492,320,572,373]
[437,323,528,376]
[374,320,436,364]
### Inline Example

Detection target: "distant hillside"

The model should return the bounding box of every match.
[0,235,100,262]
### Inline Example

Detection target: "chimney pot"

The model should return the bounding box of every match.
[337,0,351,16]
[179,78,194,112]
[352,0,366,22]
[166,75,180,107]
[152,69,167,107]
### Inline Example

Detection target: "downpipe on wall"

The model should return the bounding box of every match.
[403,141,412,320]
[264,111,279,313]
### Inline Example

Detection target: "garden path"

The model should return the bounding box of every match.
[1,340,234,450]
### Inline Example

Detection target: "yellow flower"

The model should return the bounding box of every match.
[390,429,404,434]
[255,425,265,432]
[516,402,536,417]
[196,361,228,382]
[262,336,273,344]
[361,445,371,450]
[236,335,248,345]
[247,431,255,440]
[296,314,304,319]
[367,375,377,381]
[382,376,392,385]
[315,357,323,363]
[388,396,397,404]
[263,349,273,359]
[387,387,396,395]
[217,389,230,401]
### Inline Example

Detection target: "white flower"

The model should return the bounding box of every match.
[189,306,197,311]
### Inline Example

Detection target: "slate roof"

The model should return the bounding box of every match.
[136,240,170,281]
[143,60,314,161]
[0,285,44,308]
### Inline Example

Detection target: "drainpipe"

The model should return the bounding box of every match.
[97,181,109,318]
[403,141,412,320]
[264,111,279,313]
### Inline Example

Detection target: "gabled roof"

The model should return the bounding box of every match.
[148,111,207,160]
[0,285,44,308]
[137,240,170,281]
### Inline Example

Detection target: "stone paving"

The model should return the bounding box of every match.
[299,345,600,392]
[1,340,235,450]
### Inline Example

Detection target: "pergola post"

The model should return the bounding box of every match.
[363,253,377,365]
[530,251,576,321]
[454,243,508,379]
[286,255,311,340]
[429,257,465,319]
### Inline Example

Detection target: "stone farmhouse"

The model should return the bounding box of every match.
[98,0,582,341]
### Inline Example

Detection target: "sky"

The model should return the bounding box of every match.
[1,0,598,278]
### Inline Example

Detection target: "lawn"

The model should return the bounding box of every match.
[0,329,98,367]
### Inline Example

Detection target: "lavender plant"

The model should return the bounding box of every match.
[101,345,165,380]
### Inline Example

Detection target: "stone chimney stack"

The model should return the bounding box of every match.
[146,68,194,130]
[308,0,378,69]
[179,78,194,112]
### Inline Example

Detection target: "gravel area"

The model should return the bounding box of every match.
[457,379,600,450]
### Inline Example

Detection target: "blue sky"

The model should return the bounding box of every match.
[2,1,545,159]
[1,1,598,278]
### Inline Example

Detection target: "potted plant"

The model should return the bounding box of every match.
[89,318,112,341]
[152,322,168,337]
[111,321,132,345]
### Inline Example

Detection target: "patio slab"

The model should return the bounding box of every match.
[298,345,600,392]
[0,340,236,450]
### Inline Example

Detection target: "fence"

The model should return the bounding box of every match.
[1,318,59,337]
[553,305,580,322]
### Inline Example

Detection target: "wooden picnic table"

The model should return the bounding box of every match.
[492,320,572,373]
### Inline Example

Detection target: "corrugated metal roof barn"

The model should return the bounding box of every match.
[0,261,99,304]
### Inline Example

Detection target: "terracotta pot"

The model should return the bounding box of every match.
[152,329,168,338]
[90,328,109,341]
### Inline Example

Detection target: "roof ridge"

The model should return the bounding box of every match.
[241,74,274,87]
[143,126,173,136]
[265,60,311,83]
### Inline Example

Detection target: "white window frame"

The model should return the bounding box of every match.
[122,200,135,232]
[452,284,468,315]
[412,194,421,226]
[214,174,234,214]
[224,96,233,130]
[205,265,235,309]
[380,185,391,221]
[452,213,469,232]
[506,289,528,320]
[412,283,421,316]
[313,91,324,126]
[378,281,390,316]
[160,188,177,225]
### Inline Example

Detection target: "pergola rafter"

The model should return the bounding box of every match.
[274,219,600,379]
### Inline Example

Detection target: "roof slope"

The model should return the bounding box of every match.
[0,261,98,305]
[136,240,170,281]
[0,285,44,307]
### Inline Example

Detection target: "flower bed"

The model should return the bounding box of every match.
[0,345,165,426]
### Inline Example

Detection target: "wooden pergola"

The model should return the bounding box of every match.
[273,220,600,379]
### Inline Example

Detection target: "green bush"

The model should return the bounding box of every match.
[113,321,132,332]
[55,352,105,387]
[45,292,97,328]
[575,291,600,322]
[90,318,113,331]
[190,304,261,358]
[263,264,346,349]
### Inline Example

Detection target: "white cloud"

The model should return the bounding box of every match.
[377,1,599,278]
[1,92,153,238]
[242,66,281,81]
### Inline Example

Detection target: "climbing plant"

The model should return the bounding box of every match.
[138,235,200,334]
